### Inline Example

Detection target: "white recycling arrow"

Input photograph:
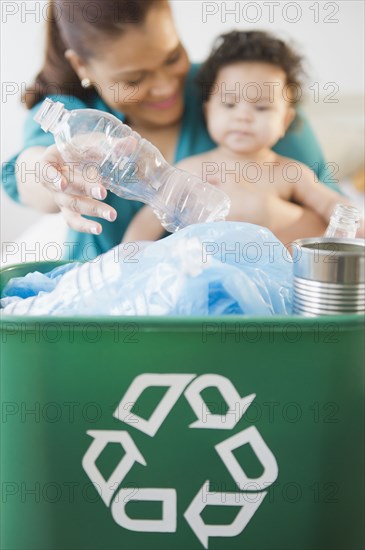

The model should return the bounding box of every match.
[184,480,266,549]
[82,430,146,506]
[113,373,196,436]
[215,426,279,490]
[82,374,279,548]
[184,374,256,429]
[111,488,176,532]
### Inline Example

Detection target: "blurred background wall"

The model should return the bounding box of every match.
[1,0,364,244]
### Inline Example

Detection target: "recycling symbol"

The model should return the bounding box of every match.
[82,374,278,548]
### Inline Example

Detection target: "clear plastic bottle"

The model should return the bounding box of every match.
[34,98,231,232]
[324,203,361,238]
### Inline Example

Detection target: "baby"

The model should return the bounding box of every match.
[123,30,363,243]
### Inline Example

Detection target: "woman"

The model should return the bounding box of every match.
[2,0,333,260]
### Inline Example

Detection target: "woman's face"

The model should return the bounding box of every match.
[76,4,190,129]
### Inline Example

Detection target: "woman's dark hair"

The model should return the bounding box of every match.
[196,30,304,103]
[24,0,161,109]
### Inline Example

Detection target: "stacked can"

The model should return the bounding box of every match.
[293,238,365,316]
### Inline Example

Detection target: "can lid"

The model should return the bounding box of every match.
[293,238,365,284]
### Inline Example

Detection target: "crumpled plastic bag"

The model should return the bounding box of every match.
[1,262,79,298]
[1,222,293,316]
[0,262,80,310]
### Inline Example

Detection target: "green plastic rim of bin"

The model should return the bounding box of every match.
[0,261,364,550]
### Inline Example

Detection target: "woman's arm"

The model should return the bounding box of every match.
[122,206,165,243]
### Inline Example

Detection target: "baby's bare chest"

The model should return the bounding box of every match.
[204,161,293,200]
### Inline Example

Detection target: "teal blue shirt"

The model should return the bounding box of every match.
[2,64,338,260]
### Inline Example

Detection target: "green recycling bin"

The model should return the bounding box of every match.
[0,262,364,550]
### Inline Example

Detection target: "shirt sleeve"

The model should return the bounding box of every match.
[1,95,89,203]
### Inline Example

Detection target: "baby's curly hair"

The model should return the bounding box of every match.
[196,30,304,103]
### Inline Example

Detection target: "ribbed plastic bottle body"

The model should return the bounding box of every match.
[3,248,125,316]
[324,204,360,238]
[151,169,231,232]
[35,98,231,232]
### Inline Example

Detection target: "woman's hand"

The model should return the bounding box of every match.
[39,145,117,234]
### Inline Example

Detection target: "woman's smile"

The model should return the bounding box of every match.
[143,92,180,110]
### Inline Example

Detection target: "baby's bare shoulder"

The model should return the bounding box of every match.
[276,154,313,173]
[275,154,316,183]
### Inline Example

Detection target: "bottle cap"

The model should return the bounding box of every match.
[33,98,65,132]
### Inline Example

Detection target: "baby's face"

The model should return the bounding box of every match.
[205,62,295,155]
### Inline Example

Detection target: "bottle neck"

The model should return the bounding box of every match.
[325,204,360,238]
[48,109,71,135]
[34,98,71,134]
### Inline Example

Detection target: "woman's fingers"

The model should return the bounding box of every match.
[38,143,129,234]
[60,207,103,235]
[39,145,69,192]
[41,147,108,200]
[54,192,117,224]
[58,192,117,235]
[40,138,139,199]
[60,168,107,200]
[40,145,105,198]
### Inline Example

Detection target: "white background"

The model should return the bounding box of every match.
[1,0,364,243]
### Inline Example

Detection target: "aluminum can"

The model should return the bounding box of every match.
[293,238,365,316]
